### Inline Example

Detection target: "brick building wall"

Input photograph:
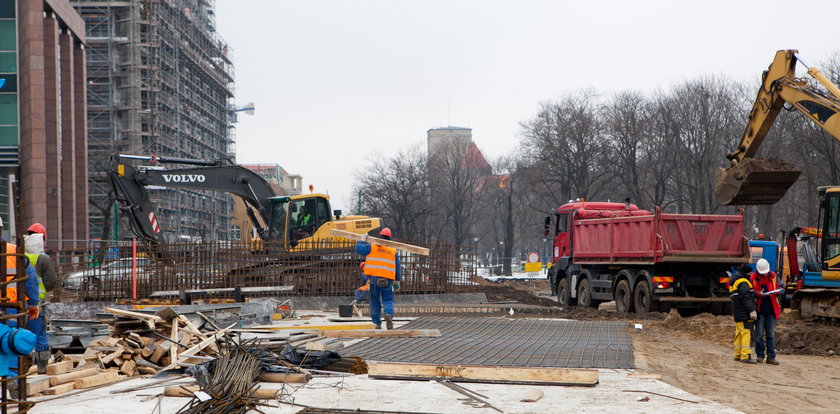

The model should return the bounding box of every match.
[16,0,87,247]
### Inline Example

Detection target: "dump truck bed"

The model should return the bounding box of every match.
[572,208,748,264]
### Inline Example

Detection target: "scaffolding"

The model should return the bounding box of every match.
[72,0,236,241]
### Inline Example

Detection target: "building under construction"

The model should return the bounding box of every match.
[71,0,236,242]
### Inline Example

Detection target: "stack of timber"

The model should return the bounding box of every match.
[60,307,232,378]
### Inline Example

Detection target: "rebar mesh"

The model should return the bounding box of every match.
[52,240,476,301]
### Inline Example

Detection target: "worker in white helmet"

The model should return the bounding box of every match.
[749,258,783,365]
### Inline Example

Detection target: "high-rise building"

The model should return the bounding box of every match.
[2,0,88,246]
[71,0,235,241]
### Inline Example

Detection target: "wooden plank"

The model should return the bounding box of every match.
[304,338,344,352]
[26,379,51,396]
[74,370,121,389]
[164,384,277,399]
[627,373,662,379]
[258,373,311,383]
[42,382,76,395]
[49,367,100,386]
[366,362,599,386]
[178,315,207,339]
[164,384,198,397]
[321,329,441,338]
[101,347,125,364]
[120,359,137,377]
[162,323,234,370]
[170,318,179,363]
[45,360,74,376]
[104,307,164,322]
[150,344,166,364]
[329,229,430,255]
[247,323,375,331]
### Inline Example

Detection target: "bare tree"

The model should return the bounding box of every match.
[520,90,612,205]
[354,145,431,241]
[427,138,490,246]
[602,91,653,207]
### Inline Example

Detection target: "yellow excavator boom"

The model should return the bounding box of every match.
[715,49,840,205]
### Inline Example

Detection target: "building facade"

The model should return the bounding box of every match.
[2,0,88,246]
[71,0,235,242]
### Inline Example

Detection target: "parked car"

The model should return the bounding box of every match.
[63,257,151,292]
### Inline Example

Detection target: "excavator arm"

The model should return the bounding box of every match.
[107,154,277,242]
[715,49,840,205]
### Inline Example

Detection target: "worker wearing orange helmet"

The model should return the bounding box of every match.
[0,216,41,390]
[355,227,401,329]
[24,223,56,374]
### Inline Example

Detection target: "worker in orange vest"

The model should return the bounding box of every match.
[24,223,56,374]
[0,216,41,321]
[355,228,401,330]
[0,216,41,395]
[354,262,370,302]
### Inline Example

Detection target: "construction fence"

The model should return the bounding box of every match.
[50,240,477,302]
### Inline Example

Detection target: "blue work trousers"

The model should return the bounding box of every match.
[755,313,777,360]
[368,277,394,327]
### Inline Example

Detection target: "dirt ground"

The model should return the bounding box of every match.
[470,280,840,414]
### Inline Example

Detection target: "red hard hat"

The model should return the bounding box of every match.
[27,223,46,237]
[379,227,392,238]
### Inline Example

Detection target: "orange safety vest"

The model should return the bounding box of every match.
[3,243,24,303]
[363,245,397,280]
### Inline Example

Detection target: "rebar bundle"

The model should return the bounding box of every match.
[177,341,266,414]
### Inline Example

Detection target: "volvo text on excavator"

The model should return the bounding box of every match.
[715,50,840,319]
[107,154,381,250]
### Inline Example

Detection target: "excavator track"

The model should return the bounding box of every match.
[715,157,801,205]
[791,289,840,320]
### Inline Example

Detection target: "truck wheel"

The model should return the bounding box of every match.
[577,278,596,308]
[558,278,576,306]
[634,280,653,313]
[614,279,633,313]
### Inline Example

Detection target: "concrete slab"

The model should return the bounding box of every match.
[27,370,741,414]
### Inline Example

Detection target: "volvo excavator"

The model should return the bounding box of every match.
[107,153,381,250]
[715,49,840,320]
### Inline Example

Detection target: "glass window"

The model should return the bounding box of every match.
[0,93,16,124]
[315,197,330,226]
[0,0,14,18]
[0,74,16,92]
[556,213,568,233]
[268,200,287,240]
[0,21,15,51]
[0,125,16,145]
[0,51,14,72]
[826,194,840,261]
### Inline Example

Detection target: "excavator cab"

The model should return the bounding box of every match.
[265,193,381,250]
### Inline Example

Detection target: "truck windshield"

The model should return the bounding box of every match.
[268,200,288,241]
[826,193,840,262]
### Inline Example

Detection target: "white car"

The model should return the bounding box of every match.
[63,257,151,292]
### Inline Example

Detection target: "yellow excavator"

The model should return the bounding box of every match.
[715,49,840,319]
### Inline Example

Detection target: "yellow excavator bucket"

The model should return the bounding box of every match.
[715,157,801,205]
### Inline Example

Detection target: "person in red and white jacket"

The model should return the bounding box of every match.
[750,258,783,365]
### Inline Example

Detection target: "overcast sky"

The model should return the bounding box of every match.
[215,0,840,213]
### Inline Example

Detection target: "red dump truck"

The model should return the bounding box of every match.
[544,201,749,314]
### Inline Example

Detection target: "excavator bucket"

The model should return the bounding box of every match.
[714,157,801,205]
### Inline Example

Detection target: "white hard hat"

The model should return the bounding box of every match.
[756,258,770,274]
